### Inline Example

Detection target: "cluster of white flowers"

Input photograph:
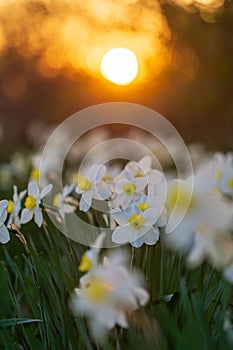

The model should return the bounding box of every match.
[0,145,232,342]
[71,233,149,340]
[164,152,233,282]
[1,152,232,280]
[0,182,53,243]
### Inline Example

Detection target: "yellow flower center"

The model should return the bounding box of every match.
[85,278,114,303]
[134,172,144,178]
[78,177,92,191]
[79,254,93,272]
[228,177,233,189]
[102,175,113,182]
[53,194,60,207]
[122,182,136,195]
[138,201,150,211]
[7,200,14,213]
[30,168,39,181]
[129,213,145,229]
[166,183,195,213]
[25,195,36,209]
[215,169,222,181]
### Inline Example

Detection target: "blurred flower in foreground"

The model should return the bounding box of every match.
[20,182,52,227]
[0,200,10,244]
[164,159,233,280]
[71,235,149,340]
[212,152,233,197]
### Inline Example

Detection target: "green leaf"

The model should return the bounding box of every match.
[0,318,42,328]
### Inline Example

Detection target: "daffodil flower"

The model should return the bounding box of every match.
[71,251,149,340]
[125,155,164,195]
[164,174,233,256]
[0,200,10,244]
[112,205,160,247]
[75,164,112,212]
[110,170,147,210]
[7,185,27,227]
[52,184,76,222]
[20,182,52,227]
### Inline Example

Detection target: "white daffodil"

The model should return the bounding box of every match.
[0,200,10,244]
[125,155,164,196]
[212,152,233,197]
[164,174,233,258]
[52,184,76,222]
[111,170,147,210]
[75,164,112,212]
[112,205,160,247]
[20,182,52,227]
[7,185,27,227]
[134,194,167,228]
[71,251,149,340]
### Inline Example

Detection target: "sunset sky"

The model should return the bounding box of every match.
[0,0,232,152]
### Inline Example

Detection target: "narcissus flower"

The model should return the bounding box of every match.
[164,174,233,259]
[112,205,160,247]
[0,200,10,244]
[52,184,76,222]
[75,164,112,212]
[20,182,52,227]
[111,170,147,209]
[7,185,27,227]
[71,250,149,340]
[125,155,164,196]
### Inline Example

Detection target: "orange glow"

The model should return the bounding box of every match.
[0,0,172,82]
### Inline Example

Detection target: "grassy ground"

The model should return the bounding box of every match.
[0,209,232,350]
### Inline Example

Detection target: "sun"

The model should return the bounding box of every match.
[100,48,138,85]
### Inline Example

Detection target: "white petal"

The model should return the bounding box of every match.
[139,155,152,171]
[133,286,150,306]
[34,208,43,227]
[63,184,75,197]
[19,189,27,200]
[224,265,233,284]
[93,183,112,200]
[112,226,134,244]
[96,165,107,183]
[28,182,39,197]
[144,227,160,245]
[0,225,10,244]
[125,161,140,175]
[143,207,159,225]
[112,211,129,226]
[186,239,205,267]
[40,184,53,198]
[88,164,101,182]
[20,208,34,224]
[134,177,147,191]
[13,185,18,202]
[0,200,8,226]
[80,191,93,212]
